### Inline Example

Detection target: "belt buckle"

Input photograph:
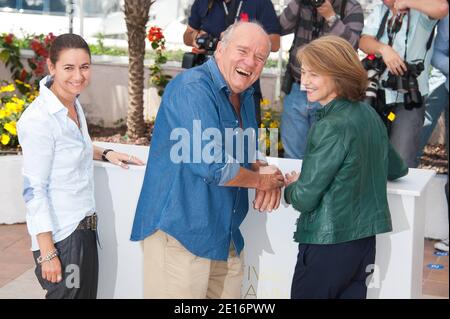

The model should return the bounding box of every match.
[86,214,97,231]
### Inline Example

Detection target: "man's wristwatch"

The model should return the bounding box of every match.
[326,14,340,27]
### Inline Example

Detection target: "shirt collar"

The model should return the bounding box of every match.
[38,75,68,115]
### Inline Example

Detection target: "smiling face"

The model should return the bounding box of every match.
[215,23,270,94]
[47,48,91,99]
[300,63,337,106]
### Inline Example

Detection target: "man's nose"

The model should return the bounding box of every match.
[244,55,257,68]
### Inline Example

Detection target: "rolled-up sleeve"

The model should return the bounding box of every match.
[17,116,56,236]
[362,5,383,37]
[170,83,241,186]
[329,0,364,49]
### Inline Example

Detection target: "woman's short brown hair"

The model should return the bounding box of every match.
[296,35,368,102]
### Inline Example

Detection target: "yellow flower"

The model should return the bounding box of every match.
[260,98,271,107]
[15,79,24,85]
[0,84,15,93]
[27,90,39,103]
[4,121,17,136]
[4,102,22,113]
[1,134,10,145]
[269,121,279,129]
[11,96,25,106]
[277,141,283,151]
[1,107,12,117]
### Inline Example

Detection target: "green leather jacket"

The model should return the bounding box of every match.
[284,98,408,244]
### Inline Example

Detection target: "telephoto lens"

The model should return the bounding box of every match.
[310,0,325,7]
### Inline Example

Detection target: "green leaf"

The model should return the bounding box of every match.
[0,49,9,62]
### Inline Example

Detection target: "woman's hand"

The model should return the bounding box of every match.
[105,151,145,169]
[36,232,62,283]
[284,171,300,187]
[41,255,63,284]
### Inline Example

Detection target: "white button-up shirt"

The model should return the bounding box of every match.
[17,76,95,251]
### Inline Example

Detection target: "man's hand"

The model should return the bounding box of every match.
[394,0,411,14]
[317,0,336,20]
[183,25,208,54]
[253,188,282,212]
[379,44,407,76]
[256,165,285,191]
[253,165,283,212]
[192,30,208,54]
[284,171,300,187]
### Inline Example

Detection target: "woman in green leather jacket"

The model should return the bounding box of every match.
[283,35,408,299]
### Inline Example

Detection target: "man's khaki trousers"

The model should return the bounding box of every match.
[143,230,244,299]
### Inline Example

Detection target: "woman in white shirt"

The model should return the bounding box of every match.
[17,33,145,299]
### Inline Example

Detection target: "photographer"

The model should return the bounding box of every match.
[359,0,449,167]
[183,0,281,125]
[279,0,364,159]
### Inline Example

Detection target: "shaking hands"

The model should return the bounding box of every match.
[253,166,300,213]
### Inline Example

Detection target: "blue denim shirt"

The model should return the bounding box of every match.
[130,58,259,261]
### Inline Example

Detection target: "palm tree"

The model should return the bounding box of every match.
[124,0,154,139]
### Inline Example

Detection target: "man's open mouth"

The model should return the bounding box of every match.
[236,67,252,77]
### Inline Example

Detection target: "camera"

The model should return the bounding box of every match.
[302,0,325,8]
[382,61,424,110]
[182,34,219,69]
[361,54,396,130]
[361,54,386,110]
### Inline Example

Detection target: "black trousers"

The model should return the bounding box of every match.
[33,229,98,299]
[291,236,376,299]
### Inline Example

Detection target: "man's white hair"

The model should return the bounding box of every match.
[216,21,271,55]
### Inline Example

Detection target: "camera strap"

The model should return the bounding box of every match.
[377,7,437,63]
[222,0,243,27]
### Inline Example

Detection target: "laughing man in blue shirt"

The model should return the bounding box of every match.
[131,22,284,299]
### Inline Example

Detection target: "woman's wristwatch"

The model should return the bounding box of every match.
[102,149,114,162]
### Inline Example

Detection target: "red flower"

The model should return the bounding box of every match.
[34,59,46,76]
[240,12,249,22]
[4,33,13,45]
[148,26,164,42]
[30,38,49,58]
[30,39,41,52]
[44,32,56,46]
[20,69,28,81]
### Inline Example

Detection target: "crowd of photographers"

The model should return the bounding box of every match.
[181,0,449,251]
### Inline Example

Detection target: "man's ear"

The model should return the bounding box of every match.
[216,41,223,52]
[215,41,224,59]
[46,58,55,76]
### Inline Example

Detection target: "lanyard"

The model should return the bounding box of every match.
[386,12,406,46]
[222,0,243,24]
